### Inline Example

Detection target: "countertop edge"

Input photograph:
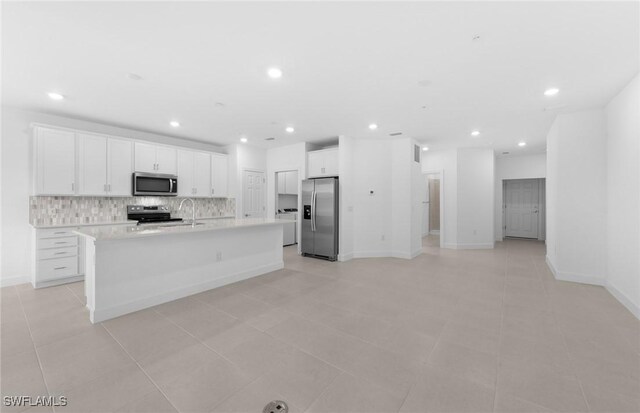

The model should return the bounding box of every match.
[31,216,235,229]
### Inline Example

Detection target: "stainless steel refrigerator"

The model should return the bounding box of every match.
[301,177,339,261]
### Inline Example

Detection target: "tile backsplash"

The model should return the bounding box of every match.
[30,196,236,227]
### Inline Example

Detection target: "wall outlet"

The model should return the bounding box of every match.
[216,252,223,261]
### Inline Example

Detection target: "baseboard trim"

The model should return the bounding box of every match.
[351,251,393,259]
[391,249,423,259]
[429,230,440,235]
[443,243,495,250]
[338,253,354,262]
[0,276,30,287]
[545,256,605,286]
[605,281,640,320]
[90,261,284,323]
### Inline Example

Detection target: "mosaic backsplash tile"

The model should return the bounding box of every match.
[30,196,236,227]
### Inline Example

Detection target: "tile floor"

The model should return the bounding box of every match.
[1,238,639,413]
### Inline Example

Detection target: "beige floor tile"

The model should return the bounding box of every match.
[139,338,222,380]
[118,389,177,413]
[245,306,295,331]
[0,351,49,413]
[28,306,98,348]
[438,322,501,355]
[37,328,134,394]
[500,333,572,374]
[211,378,303,413]
[569,353,640,401]
[497,358,588,412]
[427,340,498,389]
[494,391,554,412]
[153,357,255,413]
[266,316,368,371]
[344,343,420,399]
[54,365,156,413]
[399,365,495,412]
[373,323,439,363]
[154,298,240,340]
[580,382,640,413]
[307,372,404,413]
[1,319,34,358]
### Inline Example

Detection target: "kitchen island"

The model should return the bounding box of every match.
[75,218,284,323]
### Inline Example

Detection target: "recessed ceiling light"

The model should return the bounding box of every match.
[471,130,480,136]
[285,127,295,133]
[518,141,527,147]
[544,88,559,96]
[267,67,283,79]
[240,137,248,143]
[422,146,429,151]
[170,121,180,127]
[369,124,378,130]
[47,92,64,101]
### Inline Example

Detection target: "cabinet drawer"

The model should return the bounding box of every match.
[37,228,78,239]
[37,256,79,281]
[38,236,78,249]
[38,246,78,260]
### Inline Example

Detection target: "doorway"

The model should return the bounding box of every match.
[503,178,545,240]
[421,170,443,248]
[242,169,266,218]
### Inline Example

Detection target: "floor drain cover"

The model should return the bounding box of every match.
[263,400,288,413]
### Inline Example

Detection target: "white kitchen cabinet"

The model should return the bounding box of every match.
[35,127,77,195]
[307,148,339,178]
[211,153,228,197]
[107,138,133,196]
[32,228,82,288]
[277,172,287,194]
[78,134,133,196]
[177,150,211,197]
[285,170,298,194]
[134,142,176,174]
[78,133,108,195]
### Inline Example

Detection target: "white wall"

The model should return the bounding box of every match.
[605,73,640,317]
[546,109,607,285]
[0,106,225,286]
[457,148,495,248]
[422,148,494,249]
[338,136,355,260]
[494,154,547,240]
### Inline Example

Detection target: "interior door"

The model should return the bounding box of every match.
[242,170,265,218]
[505,179,539,238]
[313,178,337,258]
[422,176,429,236]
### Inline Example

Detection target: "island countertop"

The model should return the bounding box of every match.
[73,218,284,241]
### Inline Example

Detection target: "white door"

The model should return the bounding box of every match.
[193,151,211,197]
[505,179,539,238]
[107,138,133,196]
[242,170,265,218]
[134,142,157,173]
[155,146,177,175]
[211,154,228,197]
[422,175,429,236]
[177,150,194,196]
[36,128,76,195]
[78,133,107,195]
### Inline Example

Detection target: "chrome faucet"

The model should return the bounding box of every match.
[178,198,196,226]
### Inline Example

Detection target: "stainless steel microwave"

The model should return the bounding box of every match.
[132,172,178,196]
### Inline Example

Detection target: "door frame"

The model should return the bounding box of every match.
[241,168,266,219]
[422,169,444,248]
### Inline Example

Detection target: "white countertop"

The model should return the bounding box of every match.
[74,218,284,241]
[31,215,235,229]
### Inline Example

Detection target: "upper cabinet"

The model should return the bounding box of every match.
[33,125,229,198]
[78,134,133,196]
[211,153,228,197]
[35,127,77,195]
[278,171,298,195]
[308,148,339,178]
[177,149,211,197]
[134,142,176,175]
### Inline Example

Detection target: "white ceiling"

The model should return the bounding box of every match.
[3,2,638,154]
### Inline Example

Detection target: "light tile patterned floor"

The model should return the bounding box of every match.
[1,237,639,412]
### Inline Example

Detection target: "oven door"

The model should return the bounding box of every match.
[133,172,178,196]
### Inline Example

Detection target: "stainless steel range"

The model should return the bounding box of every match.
[127,205,183,225]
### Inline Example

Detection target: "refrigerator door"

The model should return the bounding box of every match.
[301,179,315,255]
[313,178,338,259]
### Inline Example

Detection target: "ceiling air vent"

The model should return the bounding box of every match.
[389,132,403,136]
[265,137,275,141]
[502,151,510,155]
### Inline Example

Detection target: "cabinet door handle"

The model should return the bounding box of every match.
[53,231,67,235]
[71,182,75,191]
[54,252,67,255]
[54,266,67,270]
[212,188,215,195]
[54,241,68,244]
[104,184,107,192]
[108,184,111,192]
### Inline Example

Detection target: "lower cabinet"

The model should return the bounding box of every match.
[32,228,83,288]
